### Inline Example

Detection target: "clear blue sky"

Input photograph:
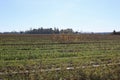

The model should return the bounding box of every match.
[0,0,120,32]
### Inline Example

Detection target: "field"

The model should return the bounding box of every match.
[0,34,120,80]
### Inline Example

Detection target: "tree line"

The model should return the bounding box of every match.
[1,28,119,35]
[112,30,120,35]
[1,27,76,34]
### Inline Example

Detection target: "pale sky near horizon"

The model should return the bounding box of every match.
[0,0,120,32]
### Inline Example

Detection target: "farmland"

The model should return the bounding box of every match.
[0,34,120,80]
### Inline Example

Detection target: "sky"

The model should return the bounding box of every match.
[0,0,120,32]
